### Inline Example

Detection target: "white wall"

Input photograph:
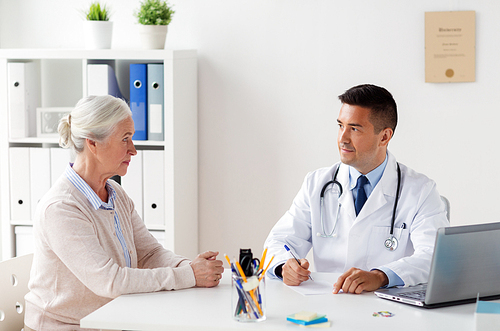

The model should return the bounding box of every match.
[1,0,499,260]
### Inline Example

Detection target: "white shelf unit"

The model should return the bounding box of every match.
[0,49,198,260]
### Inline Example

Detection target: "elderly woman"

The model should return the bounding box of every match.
[24,95,223,331]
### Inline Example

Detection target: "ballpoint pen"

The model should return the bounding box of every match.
[284,244,314,281]
[235,260,263,316]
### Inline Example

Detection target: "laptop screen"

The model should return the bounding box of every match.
[425,222,500,305]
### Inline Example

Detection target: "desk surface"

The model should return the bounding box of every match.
[81,270,492,331]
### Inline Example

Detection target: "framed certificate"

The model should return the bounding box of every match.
[425,11,475,83]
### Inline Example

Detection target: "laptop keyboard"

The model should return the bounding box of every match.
[399,290,426,300]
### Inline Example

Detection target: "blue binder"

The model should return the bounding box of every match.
[130,64,147,140]
[147,64,164,141]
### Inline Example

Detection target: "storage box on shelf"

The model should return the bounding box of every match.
[0,49,198,260]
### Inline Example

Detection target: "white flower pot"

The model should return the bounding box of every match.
[83,21,113,49]
[138,25,168,49]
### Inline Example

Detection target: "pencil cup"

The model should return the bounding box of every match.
[231,275,266,322]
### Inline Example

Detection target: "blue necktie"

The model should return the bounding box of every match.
[355,175,369,216]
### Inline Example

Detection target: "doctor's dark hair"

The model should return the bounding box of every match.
[338,84,398,134]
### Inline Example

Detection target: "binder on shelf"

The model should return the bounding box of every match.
[15,226,35,256]
[121,150,144,220]
[9,148,31,221]
[8,62,40,138]
[87,64,125,100]
[30,148,51,220]
[130,64,147,140]
[50,148,75,186]
[143,150,165,228]
[147,64,164,141]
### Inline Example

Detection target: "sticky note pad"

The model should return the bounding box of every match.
[476,301,500,314]
[299,321,332,328]
[295,311,317,321]
[287,316,328,326]
[475,301,500,331]
[287,313,327,323]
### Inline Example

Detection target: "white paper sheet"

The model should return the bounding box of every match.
[286,279,333,296]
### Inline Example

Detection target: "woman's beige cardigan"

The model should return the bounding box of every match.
[24,173,195,330]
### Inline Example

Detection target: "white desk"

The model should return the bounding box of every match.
[81,270,492,330]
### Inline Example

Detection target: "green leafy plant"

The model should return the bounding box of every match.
[135,0,175,25]
[85,2,110,21]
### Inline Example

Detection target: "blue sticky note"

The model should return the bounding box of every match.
[476,301,500,314]
[287,316,328,326]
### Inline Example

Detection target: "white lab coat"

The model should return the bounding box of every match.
[264,151,449,286]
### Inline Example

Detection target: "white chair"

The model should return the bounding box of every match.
[441,195,451,222]
[0,254,33,331]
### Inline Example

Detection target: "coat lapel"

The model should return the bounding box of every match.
[337,164,355,221]
[344,152,400,224]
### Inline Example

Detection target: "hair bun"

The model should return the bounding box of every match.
[58,114,73,149]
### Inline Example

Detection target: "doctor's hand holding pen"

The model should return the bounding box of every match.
[282,258,312,286]
[190,251,225,287]
[282,245,313,286]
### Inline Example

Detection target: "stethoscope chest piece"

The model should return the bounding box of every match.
[384,236,398,251]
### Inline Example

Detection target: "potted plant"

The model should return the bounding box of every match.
[82,2,113,49]
[135,0,175,49]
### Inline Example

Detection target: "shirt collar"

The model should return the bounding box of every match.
[348,154,388,191]
[65,163,116,210]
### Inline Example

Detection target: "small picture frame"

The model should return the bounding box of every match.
[36,107,72,137]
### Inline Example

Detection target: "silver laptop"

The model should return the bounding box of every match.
[375,222,500,308]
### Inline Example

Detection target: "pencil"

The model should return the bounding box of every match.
[258,248,268,271]
[224,254,232,267]
[235,261,248,283]
[259,255,274,282]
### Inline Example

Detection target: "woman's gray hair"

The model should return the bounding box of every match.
[58,95,132,153]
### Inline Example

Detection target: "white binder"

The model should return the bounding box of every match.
[9,148,31,221]
[121,150,144,220]
[30,148,51,220]
[50,148,74,186]
[8,62,40,138]
[143,150,165,228]
[15,226,35,256]
[87,64,125,100]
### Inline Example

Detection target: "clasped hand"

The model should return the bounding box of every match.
[190,251,224,287]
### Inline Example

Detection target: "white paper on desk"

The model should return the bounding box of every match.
[287,279,333,295]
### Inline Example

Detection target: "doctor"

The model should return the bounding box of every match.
[264,84,449,294]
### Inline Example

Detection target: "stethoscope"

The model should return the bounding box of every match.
[317,163,402,251]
